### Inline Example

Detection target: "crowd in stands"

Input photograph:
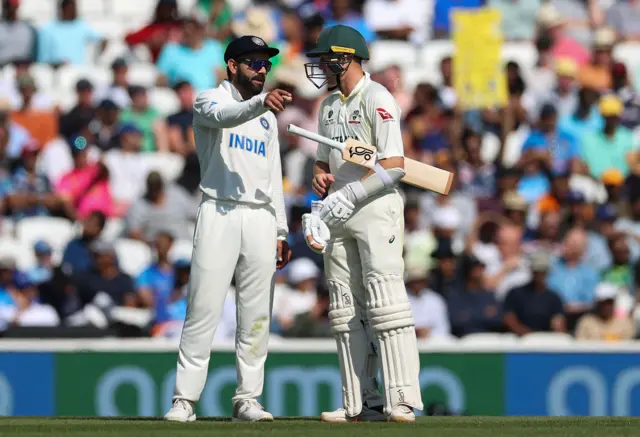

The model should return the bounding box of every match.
[1,0,640,343]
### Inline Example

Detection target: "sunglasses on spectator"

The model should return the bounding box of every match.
[239,58,272,73]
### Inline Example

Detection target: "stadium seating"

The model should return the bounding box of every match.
[0,237,37,270]
[520,332,575,345]
[149,87,180,116]
[459,333,518,346]
[114,238,152,276]
[144,152,185,182]
[101,218,126,242]
[15,216,76,264]
[169,239,194,262]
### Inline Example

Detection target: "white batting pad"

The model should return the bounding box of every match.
[367,274,424,413]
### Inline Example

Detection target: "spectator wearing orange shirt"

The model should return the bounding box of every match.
[11,75,57,146]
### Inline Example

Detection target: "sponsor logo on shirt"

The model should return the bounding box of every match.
[348,109,362,124]
[228,132,266,157]
[376,107,394,121]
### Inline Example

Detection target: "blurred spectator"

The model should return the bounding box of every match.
[0,97,31,161]
[166,81,195,155]
[56,137,117,219]
[299,4,326,53]
[432,0,483,39]
[61,211,106,274]
[528,33,557,99]
[125,171,197,242]
[37,0,106,65]
[523,211,562,256]
[125,0,182,63]
[489,0,540,41]
[429,240,459,296]
[136,232,186,321]
[93,58,131,109]
[503,251,566,336]
[558,86,602,143]
[0,272,59,328]
[548,228,599,320]
[584,204,617,272]
[324,0,374,43]
[28,240,54,285]
[103,123,152,207]
[276,8,304,63]
[539,4,590,67]
[431,203,465,253]
[457,128,497,199]
[536,57,579,120]
[405,262,450,339]
[11,75,58,145]
[484,224,532,300]
[120,85,168,152]
[611,62,640,131]
[379,65,412,115]
[448,254,502,337]
[175,151,201,201]
[273,258,319,333]
[196,0,233,43]
[156,10,224,91]
[73,240,137,307]
[578,27,616,91]
[575,282,635,340]
[0,0,37,66]
[605,0,640,42]
[551,0,602,48]
[364,0,429,44]
[0,257,17,306]
[59,79,96,140]
[38,263,82,320]
[602,233,634,291]
[403,197,437,270]
[502,191,529,230]
[283,286,331,338]
[582,95,636,178]
[93,99,121,151]
[6,140,68,221]
[521,103,579,177]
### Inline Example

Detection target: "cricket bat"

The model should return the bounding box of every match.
[287,124,454,195]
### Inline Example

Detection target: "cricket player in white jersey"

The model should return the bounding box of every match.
[302,25,423,422]
[164,35,292,423]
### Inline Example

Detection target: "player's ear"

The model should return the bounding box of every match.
[228,59,239,77]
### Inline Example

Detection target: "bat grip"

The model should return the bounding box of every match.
[287,124,345,152]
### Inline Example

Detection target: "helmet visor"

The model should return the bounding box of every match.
[304,54,353,89]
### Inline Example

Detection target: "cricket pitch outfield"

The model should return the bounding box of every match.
[1,417,639,437]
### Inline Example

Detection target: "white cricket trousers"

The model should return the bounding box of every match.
[173,196,277,406]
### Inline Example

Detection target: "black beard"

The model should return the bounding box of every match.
[237,71,265,95]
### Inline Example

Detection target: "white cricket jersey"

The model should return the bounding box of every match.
[192,80,288,239]
[316,72,404,191]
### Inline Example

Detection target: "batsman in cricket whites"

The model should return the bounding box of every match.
[302,25,423,422]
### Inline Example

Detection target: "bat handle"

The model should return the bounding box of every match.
[287,124,345,152]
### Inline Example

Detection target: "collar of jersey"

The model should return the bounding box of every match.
[339,72,370,103]
[221,80,244,102]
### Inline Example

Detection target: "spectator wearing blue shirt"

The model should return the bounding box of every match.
[136,231,187,324]
[62,211,106,274]
[547,228,599,321]
[324,0,375,43]
[157,11,224,92]
[558,87,603,145]
[522,104,580,176]
[38,0,106,65]
[432,0,483,38]
[0,257,17,308]
[28,240,54,285]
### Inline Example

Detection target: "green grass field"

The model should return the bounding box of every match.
[1,417,640,437]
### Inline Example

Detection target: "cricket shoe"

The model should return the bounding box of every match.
[387,404,415,423]
[321,405,386,423]
[232,400,274,422]
[164,398,196,422]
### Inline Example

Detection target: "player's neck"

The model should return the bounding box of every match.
[339,71,365,98]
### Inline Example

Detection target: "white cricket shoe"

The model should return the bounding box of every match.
[387,404,415,423]
[320,406,386,423]
[164,399,196,422]
[232,400,274,422]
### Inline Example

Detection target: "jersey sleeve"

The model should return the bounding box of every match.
[315,107,331,164]
[193,89,269,129]
[269,120,289,240]
[369,90,404,160]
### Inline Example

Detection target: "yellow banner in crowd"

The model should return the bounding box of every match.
[452,7,507,110]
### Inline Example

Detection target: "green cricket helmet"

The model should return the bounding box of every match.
[305,25,370,89]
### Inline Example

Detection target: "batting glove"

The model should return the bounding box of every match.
[317,190,355,226]
[302,202,331,254]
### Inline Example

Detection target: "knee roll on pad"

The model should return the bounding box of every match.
[327,279,369,417]
[365,275,424,413]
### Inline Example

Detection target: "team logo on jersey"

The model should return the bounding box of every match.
[228,132,266,157]
[324,107,335,126]
[328,109,333,118]
[348,109,361,124]
[260,117,269,130]
[376,107,394,121]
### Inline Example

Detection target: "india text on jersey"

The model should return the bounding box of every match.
[228,132,267,157]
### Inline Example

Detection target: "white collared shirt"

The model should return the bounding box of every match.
[192,80,288,238]
[316,72,405,190]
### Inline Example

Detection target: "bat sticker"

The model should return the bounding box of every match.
[349,146,373,161]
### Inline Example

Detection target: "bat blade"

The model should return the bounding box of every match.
[342,139,376,169]
[402,159,454,195]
